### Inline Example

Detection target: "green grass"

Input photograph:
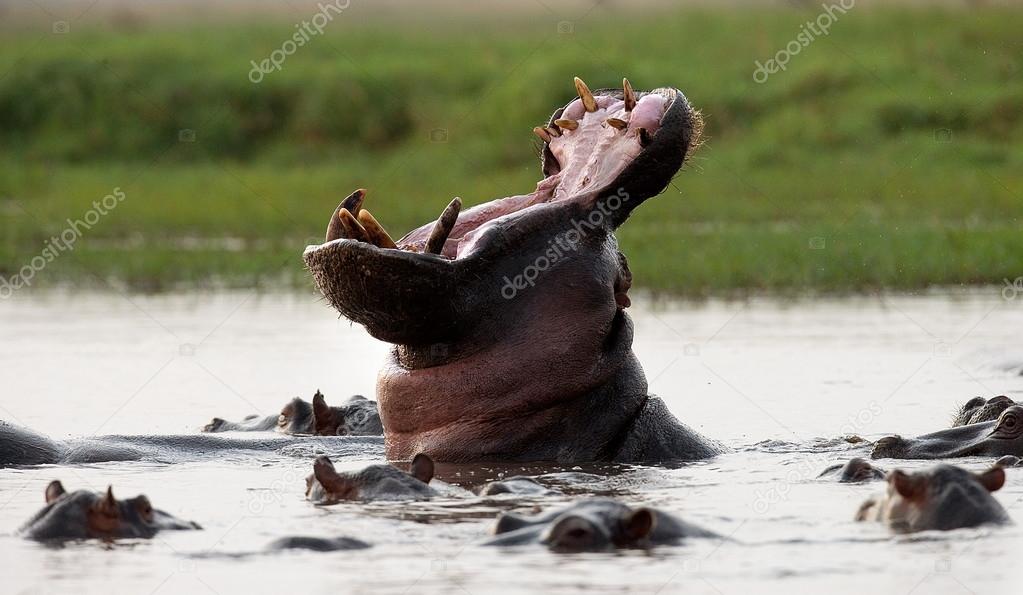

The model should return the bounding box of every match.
[1,7,1021,295]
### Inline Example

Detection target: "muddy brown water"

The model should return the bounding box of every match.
[1,290,1021,593]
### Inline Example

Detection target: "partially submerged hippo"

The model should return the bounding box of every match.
[204,391,382,436]
[267,535,371,552]
[872,405,1023,459]
[19,481,200,541]
[304,76,717,463]
[478,476,557,497]
[305,454,437,503]
[0,419,384,467]
[855,464,1009,532]
[951,395,1017,426]
[483,498,717,551]
[818,458,886,482]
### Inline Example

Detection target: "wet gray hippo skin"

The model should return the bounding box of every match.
[303,77,719,464]
[203,391,382,436]
[478,476,557,496]
[20,481,200,541]
[305,453,436,503]
[818,458,886,482]
[951,395,1018,426]
[483,498,717,552]
[871,405,1023,459]
[0,420,384,467]
[855,465,1009,532]
[267,536,371,552]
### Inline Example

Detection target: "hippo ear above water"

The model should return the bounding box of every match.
[976,466,1007,492]
[891,470,926,501]
[45,480,66,503]
[312,390,340,436]
[409,454,435,484]
[622,507,656,542]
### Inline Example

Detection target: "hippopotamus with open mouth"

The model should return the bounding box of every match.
[872,404,1023,459]
[303,76,718,463]
[855,464,1009,532]
[20,480,200,541]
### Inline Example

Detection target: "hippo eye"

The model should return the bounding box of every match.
[996,410,1022,436]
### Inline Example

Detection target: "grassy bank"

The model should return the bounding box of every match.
[1,7,1021,294]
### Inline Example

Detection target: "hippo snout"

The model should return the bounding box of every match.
[871,435,907,459]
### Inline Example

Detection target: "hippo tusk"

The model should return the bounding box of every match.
[341,188,366,216]
[554,118,578,131]
[638,127,652,147]
[545,125,561,138]
[357,209,398,249]
[338,209,370,243]
[623,78,636,111]
[425,197,462,255]
[533,126,552,143]
[574,76,597,113]
[606,118,627,131]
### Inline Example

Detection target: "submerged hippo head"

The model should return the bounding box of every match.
[19,481,200,541]
[818,458,886,482]
[203,391,382,436]
[872,405,1023,459]
[855,464,1009,532]
[304,77,714,463]
[305,453,436,503]
[952,395,1017,426]
[484,498,716,552]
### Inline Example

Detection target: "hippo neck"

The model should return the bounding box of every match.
[377,308,649,462]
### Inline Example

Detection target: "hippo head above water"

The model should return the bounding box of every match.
[872,405,1023,459]
[19,481,200,541]
[855,464,1008,533]
[304,76,716,463]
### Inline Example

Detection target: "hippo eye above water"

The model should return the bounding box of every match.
[994,409,1023,437]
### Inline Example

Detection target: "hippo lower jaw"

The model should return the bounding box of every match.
[304,77,717,463]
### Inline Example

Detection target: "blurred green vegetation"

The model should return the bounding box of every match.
[0,7,1021,294]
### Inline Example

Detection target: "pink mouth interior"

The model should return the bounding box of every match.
[395,92,669,259]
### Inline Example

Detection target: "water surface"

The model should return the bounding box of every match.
[2,290,1021,593]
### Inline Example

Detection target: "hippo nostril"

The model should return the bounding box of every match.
[964,397,988,410]
[989,395,1013,406]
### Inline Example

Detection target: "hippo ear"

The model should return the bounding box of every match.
[45,480,66,503]
[312,391,340,435]
[312,456,358,500]
[409,453,435,484]
[493,512,532,534]
[976,467,1006,492]
[891,470,926,501]
[622,507,656,541]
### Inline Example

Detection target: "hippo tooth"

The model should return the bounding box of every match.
[339,208,370,243]
[357,209,398,249]
[623,78,636,111]
[425,197,462,255]
[325,205,346,242]
[574,76,597,112]
[554,118,578,131]
[532,126,552,143]
[606,118,627,131]
[341,188,366,216]
[638,127,652,147]
[545,126,561,138]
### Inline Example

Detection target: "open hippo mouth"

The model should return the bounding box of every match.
[872,405,1023,459]
[304,77,708,463]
